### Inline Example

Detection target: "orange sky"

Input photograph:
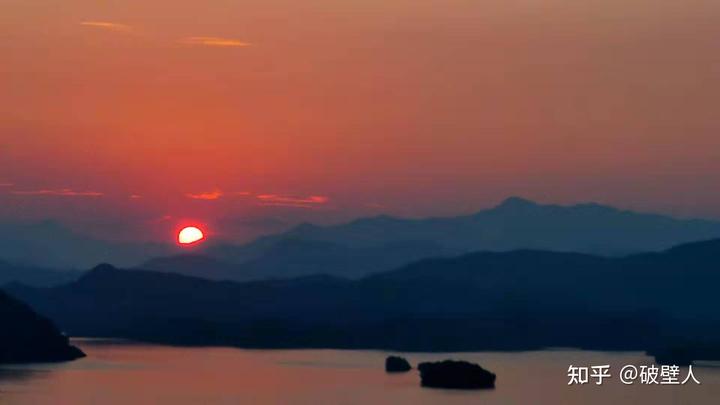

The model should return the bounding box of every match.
[2,0,720,241]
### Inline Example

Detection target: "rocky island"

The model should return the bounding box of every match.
[418,360,496,389]
[385,355,412,372]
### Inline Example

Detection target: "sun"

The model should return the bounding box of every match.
[178,226,205,245]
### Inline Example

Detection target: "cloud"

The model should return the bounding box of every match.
[0,182,13,187]
[80,21,134,33]
[11,188,103,197]
[178,37,251,48]
[256,194,329,208]
[149,215,173,223]
[186,190,224,200]
[130,194,142,199]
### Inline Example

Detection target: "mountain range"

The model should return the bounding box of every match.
[6,238,720,357]
[143,239,453,281]
[4,197,720,284]
[249,197,720,255]
[141,197,720,281]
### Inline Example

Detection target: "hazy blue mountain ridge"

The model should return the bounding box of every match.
[7,238,720,354]
[145,197,720,280]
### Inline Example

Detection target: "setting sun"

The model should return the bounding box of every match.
[178,226,204,245]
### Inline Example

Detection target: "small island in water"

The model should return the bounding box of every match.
[418,360,496,389]
[385,355,412,372]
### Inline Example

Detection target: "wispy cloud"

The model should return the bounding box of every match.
[11,188,104,197]
[186,190,224,200]
[0,182,13,187]
[130,194,142,199]
[178,36,251,48]
[256,194,329,208]
[80,21,134,33]
[148,215,173,223]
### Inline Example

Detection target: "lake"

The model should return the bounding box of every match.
[0,339,717,404]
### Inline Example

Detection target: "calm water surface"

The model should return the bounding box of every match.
[0,339,718,404]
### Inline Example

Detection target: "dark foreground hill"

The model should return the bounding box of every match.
[0,290,84,363]
[6,239,720,357]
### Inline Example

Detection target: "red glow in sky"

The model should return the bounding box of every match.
[3,0,720,242]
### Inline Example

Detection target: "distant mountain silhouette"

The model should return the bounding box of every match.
[8,239,720,357]
[143,239,453,281]
[0,259,81,287]
[145,197,720,280]
[6,198,720,279]
[0,220,172,268]
[0,290,84,363]
[247,197,720,255]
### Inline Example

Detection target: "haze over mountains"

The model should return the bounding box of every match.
[0,220,171,269]
[144,239,453,281]
[260,196,720,255]
[7,238,720,355]
[4,197,720,284]
[141,197,720,281]
[0,260,81,287]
